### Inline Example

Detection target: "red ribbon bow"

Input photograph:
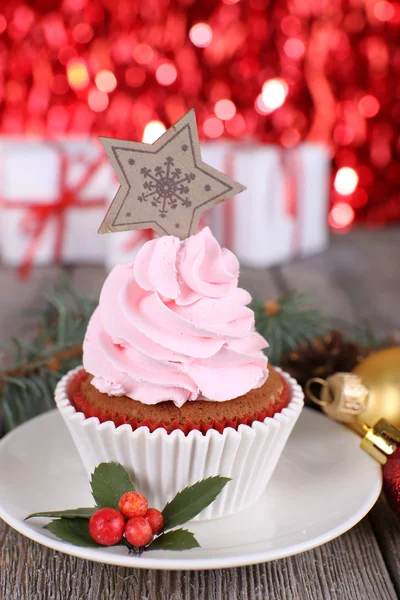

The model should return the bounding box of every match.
[4,144,107,278]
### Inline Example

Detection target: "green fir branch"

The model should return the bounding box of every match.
[252,291,326,365]
[0,279,95,433]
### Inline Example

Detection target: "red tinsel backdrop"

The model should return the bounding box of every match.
[0,0,399,228]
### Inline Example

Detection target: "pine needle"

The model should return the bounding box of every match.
[0,278,96,433]
[252,291,326,365]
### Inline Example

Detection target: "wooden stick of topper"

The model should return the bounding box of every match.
[98,109,246,240]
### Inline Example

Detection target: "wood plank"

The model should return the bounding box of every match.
[239,266,282,301]
[370,497,400,599]
[0,518,396,600]
[278,229,400,332]
[68,264,105,300]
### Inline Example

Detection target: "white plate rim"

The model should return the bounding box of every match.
[0,410,382,571]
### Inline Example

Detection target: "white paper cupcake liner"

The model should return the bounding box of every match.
[55,367,304,521]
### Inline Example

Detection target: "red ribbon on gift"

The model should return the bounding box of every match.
[280,148,302,257]
[221,147,302,257]
[3,144,107,278]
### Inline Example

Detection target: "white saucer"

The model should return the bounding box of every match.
[0,408,382,570]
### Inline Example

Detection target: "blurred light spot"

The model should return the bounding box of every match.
[156,63,177,86]
[370,141,391,167]
[223,0,240,4]
[189,23,213,48]
[344,11,365,33]
[374,1,394,21]
[113,36,134,64]
[126,67,146,88]
[225,113,246,136]
[73,23,93,44]
[13,5,34,32]
[358,95,380,118]
[255,93,270,115]
[6,80,25,103]
[42,13,68,48]
[58,46,78,65]
[261,79,288,111]
[329,203,355,229]
[143,121,167,143]
[0,14,7,34]
[334,167,359,195]
[203,117,224,138]
[51,74,69,95]
[47,106,69,133]
[133,44,154,64]
[209,80,231,104]
[284,38,305,59]
[334,124,355,146]
[88,89,109,112]
[125,67,146,87]
[64,0,87,10]
[95,70,117,93]
[67,58,89,90]
[349,188,368,208]
[281,16,302,36]
[281,129,301,147]
[214,99,236,120]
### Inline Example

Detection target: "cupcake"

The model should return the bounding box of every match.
[56,227,303,519]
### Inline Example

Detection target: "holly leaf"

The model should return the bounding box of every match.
[26,507,96,521]
[45,518,98,547]
[90,462,136,509]
[162,476,230,530]
[146,529,200,552]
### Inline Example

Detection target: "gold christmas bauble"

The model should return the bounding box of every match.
[353,346,400,428]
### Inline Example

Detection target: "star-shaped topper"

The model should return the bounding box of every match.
[98,109,246,240]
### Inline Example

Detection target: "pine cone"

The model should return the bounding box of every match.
[280,330,371,390]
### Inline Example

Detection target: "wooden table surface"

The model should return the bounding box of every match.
[1,228,400,600]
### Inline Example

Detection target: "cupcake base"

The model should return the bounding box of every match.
[69,367,289,435]
[55,367,304,521]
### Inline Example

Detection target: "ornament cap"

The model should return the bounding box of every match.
[306,372,369,423]
[307,370,400,464]
[350,418,400,465]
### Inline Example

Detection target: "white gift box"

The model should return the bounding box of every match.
[0,139,330,272]
[202,142,330,268]
[0,139,116,273]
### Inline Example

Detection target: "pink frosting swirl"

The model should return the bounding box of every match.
[83,227,268,407]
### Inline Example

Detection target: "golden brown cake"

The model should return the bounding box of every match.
[69,366,289,435]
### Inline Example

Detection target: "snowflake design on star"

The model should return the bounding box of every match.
[137,156,196,218]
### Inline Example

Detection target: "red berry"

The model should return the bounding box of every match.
[119,491,148,519]
[89,508,125,546]
[124,517,153,547]
[145,508,164,534]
